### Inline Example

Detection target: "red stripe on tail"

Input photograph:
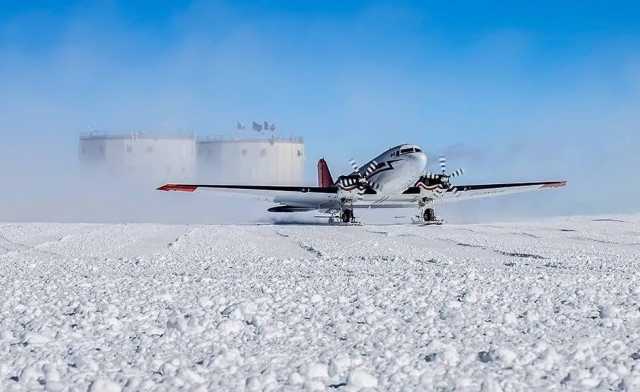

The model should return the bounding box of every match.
[317,158,334,188]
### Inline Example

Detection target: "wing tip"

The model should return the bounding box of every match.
[541,181,567,189]
[157,184,198,192]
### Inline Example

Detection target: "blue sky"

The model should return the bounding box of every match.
[1,0,639,219]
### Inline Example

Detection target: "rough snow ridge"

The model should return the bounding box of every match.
[0,215,639,391]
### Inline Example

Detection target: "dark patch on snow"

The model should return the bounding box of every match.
[631,352,640,360]
[221,303,239,316]
[574,236,618,244]
[548,263,575,271]
[274,231,290,238]
[396,233,419,238]
[496,250,546,260]
[592,218,626,223]
[504,262,515,267]
[478,351,494,363]
[512,232,541,239]
[329,382,348,388]
[298,243,323,258]
[340,255,399,263]
[424,353,437,362]
[9,376,19,382]
[570,236,640,246]
[453,227,478,234]
[454,242,541,260]
[367,230,389,236]
[456,242,487,250]
[560,229,576,232]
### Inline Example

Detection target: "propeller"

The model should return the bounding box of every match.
[426,155,465,197]
[338,159,380,192]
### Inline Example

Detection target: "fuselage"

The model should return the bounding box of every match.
[356,144,427,195]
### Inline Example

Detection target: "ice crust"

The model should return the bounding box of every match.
[1,215,640,391]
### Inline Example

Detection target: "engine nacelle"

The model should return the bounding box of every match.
[335,175,367,191]
[414,175,448,197]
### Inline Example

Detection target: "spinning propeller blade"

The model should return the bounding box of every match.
[429,155,465,199]
[450,168,464,178]
[439,156,447,175]
[348,159,359,173]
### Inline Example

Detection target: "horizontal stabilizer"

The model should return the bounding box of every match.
[157,184,197,192]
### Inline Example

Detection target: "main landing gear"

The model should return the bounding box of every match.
[340,209,354,223]
[423,208,436,222]
[327,200,360,225]
[415,202,444,225]
[327,209,359,225]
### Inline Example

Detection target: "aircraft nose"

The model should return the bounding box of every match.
[411,151,428,171]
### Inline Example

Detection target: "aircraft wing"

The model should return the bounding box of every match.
[405,180,567,203]
[157,183,341,211]
[158,180,566,211]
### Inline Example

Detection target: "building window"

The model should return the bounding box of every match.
[297,150,302,157]
[241,149,247,156]
[127,146,132,153]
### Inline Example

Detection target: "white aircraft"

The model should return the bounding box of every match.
[158,144,566,224]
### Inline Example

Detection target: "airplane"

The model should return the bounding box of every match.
[157,144,566,224]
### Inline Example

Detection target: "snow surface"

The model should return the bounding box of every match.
[1,215,640,391]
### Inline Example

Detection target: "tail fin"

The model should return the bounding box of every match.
[317,158,334,187]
